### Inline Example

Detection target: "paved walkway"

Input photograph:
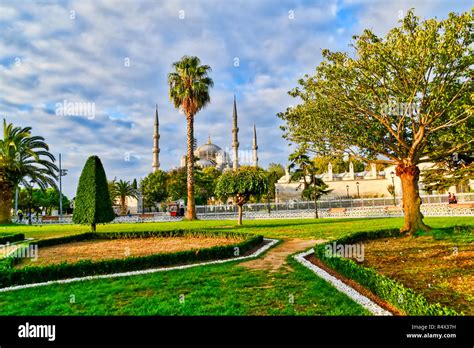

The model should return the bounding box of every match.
[239,238,325,271]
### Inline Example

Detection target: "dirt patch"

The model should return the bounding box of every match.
[349,235,474,315]
[17,236,244,268]
[239,238,324,271]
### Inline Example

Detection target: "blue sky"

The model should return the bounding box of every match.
[1,0,471,197]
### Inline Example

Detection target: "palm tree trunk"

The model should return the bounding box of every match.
[186,114,197,220]
[0,180,13,223]
[120,196,126,215]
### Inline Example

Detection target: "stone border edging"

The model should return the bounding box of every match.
[294,249,392,316]
[0,238,279,293]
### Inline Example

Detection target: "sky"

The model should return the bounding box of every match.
[1,0,471,197]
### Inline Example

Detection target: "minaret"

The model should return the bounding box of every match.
[152,105,160,172]
[232,95,239,170]
[252,123,258,167]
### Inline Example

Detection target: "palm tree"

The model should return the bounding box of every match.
[0,119,58,223]
[168,55,214,220]
[112,180,138,215]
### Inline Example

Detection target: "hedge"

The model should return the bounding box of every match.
[0,231,263,288]
[314,229,460,316]
[0,233,25,245]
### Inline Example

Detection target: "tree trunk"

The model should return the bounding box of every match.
[0,181,13,223]
[396,164,431,235]
[314,198,319,219]
[185,115,197,220]
[120,196,127,215]
[237,204,243,225]
[91,223,96,232]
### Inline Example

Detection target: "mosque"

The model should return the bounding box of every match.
[151,95,258,172]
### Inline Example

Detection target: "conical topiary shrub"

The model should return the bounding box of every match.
[73,155,115,231]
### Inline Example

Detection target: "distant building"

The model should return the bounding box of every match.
[275,162,472,202]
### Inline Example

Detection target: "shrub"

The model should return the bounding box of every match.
[0,233,24,244]
[73,155,115,231]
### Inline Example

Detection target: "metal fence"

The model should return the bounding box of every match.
[195,193,474,214]
[16,193,473,225]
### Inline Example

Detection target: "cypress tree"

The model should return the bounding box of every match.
[73,155,115,231]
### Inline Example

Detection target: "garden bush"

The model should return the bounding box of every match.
[0,233,24,244]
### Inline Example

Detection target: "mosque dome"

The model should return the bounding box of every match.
[196,159,215,168]
[194,135,222,161]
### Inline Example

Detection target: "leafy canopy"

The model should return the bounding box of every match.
[278,10,473,166]
[0,118,58,189]
[215,166,268,204]
[168,55,214,117]
[140,170,168,208]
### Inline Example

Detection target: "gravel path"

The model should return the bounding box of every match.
[239,238,325,271]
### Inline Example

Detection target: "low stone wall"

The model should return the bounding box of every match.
[197,204,473,220]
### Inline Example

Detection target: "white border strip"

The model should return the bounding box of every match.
[0,238,279,293]
[294,249,392,316]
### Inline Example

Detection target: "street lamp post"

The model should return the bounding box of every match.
[28,180,34,225]
[58,153,68,221]
[276,188,279,211]
[356,182,360,198]
[14,186,19,219]
[390,171,396,206]
[346,185,349,199]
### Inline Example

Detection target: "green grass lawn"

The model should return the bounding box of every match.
[0,216,472,316]
[2,216,472,240]
[0,258,370,316]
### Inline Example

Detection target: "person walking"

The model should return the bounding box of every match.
[17,209,23,223]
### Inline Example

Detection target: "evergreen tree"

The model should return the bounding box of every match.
[73,156,115,231]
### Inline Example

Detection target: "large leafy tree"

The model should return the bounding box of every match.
[0,119,58,223]
[263,163,285,210]
[289,151,332,218]
[195,166,221,205]
[166,167,187,202]
[278,10,473,234]
[16,188,70,216]
[112,179,138,215]
[421,153,473,194]
[168,55,214,220]
[73,156,115,231]
[140,170,168,210]
[215,166,268,225]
